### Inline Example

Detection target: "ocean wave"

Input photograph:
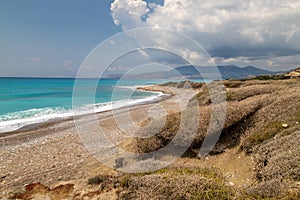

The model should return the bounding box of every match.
[0,92,168,133]
[113,84,154,90]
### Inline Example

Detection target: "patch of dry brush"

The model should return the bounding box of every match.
[127,79,300,199]
[118,167,236,200]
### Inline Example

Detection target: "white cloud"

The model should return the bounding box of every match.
[180,49,203,63]
[110,0,300,70]
[111,0,149,30]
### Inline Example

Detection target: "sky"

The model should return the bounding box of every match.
[0,0,299,77]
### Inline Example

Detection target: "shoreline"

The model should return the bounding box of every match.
[0,85,175,148]
[1,79,299,199]
[0,85,196,198]
[0,85,172,136]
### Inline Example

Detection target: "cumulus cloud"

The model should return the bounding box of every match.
[110,0,300,69]
[111,0,149,29]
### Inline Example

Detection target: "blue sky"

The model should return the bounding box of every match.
[0,0,299,77]
[0,0,119,77]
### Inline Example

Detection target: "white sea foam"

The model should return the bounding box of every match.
[0,91,168,133]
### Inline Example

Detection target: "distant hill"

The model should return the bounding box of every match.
[106,65,285,80]
[175,65,284,79]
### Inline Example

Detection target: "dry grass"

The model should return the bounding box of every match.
[225,84,278,102]
[112,79,300,199]
[160,81,205,89]
[128,79,300,199]
[242,129,300,198]
[190,88,267,153]
[190,79,300,155]
[134,79,300,157]
[118,167,236,200]
[132,112,181,153]
[12,79,300,200]
[254,128,300,182]
[241,121,285,152]
[223,80,243,88]
[242,74,290,81]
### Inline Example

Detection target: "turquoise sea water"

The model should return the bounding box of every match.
[0,78,174,132]
[0,78,206,133]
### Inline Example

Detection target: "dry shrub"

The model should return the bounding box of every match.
[160,81,205,89]
[245,129,300,198]
[189,79,300,155]
[225,84,278,102]
[253,129,300,182]
[190,81,205,89]
[119,167,236,200]
[241,86,300,152]
[194,88,211,105]
[245,74,290,81]
[245,180,292,199]
[88,175,107,185]
[190,93,266,153]
[223,80,243,88]
[132,106,200,155]
[241,121,285,152]
[121,79,300,199]
[133,112,181,153]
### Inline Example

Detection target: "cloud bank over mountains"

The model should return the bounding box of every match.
[110,0,300,70]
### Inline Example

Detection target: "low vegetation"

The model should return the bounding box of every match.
[11,76,300,199]
[127,78,300,199]
[160,80,204,89]
[241,74,290,81]
[118,167,237,200]
[133,112,181,153]
[87,175,108,185]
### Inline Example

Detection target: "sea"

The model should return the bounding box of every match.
[0,78,196,133]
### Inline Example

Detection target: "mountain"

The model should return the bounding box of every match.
[175,65,282,79]
[105,65,284,80]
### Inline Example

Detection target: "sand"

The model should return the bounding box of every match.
[0,85,198,199]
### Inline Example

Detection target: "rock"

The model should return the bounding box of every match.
[115,157,125,169]
[282,123,288,128]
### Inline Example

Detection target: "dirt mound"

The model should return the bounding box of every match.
[13,182,74,200]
